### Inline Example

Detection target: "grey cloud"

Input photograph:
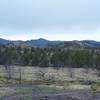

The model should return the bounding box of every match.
[0,0,100,34]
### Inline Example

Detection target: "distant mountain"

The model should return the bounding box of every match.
[26,38,51,46]
[0,38,64,46]
[0,38,10,45]
[0,38,100,47]
[82,40,100,46]
[26,38,64,46]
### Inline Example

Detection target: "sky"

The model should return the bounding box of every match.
[0,0,100,41]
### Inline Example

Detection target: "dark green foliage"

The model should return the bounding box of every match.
[0,45,100,69]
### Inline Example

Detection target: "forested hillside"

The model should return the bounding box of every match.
[0,44,100,71]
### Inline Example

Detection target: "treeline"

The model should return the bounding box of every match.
[0,46,100,70]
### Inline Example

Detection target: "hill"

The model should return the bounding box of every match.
[0,38,100,48]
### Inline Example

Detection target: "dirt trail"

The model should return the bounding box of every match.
[1,90,100,100]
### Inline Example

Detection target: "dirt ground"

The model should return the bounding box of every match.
[0,90,100,100]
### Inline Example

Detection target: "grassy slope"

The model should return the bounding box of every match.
[0,66,100,98]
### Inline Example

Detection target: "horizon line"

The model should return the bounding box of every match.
[0,37,100,42]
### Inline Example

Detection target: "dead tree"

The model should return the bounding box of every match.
[19,67,22,84]
[5,65,12,79]
[68,67,74,78]
[35,69,46,81]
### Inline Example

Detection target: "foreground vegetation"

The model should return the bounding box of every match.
[0,66,99,99]
[0,76,100,97]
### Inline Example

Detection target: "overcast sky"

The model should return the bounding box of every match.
[0,0,100,41]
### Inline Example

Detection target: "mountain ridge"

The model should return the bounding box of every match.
[0,38,100,47]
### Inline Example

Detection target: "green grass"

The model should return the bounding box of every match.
[91,80,100,92]
[17,96,33,100]
[0,76,99,98]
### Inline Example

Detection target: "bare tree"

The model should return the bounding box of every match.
[35,69,46,81]
[68,67,74,78]
[19,66,22,84]
[5,65,12,79]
